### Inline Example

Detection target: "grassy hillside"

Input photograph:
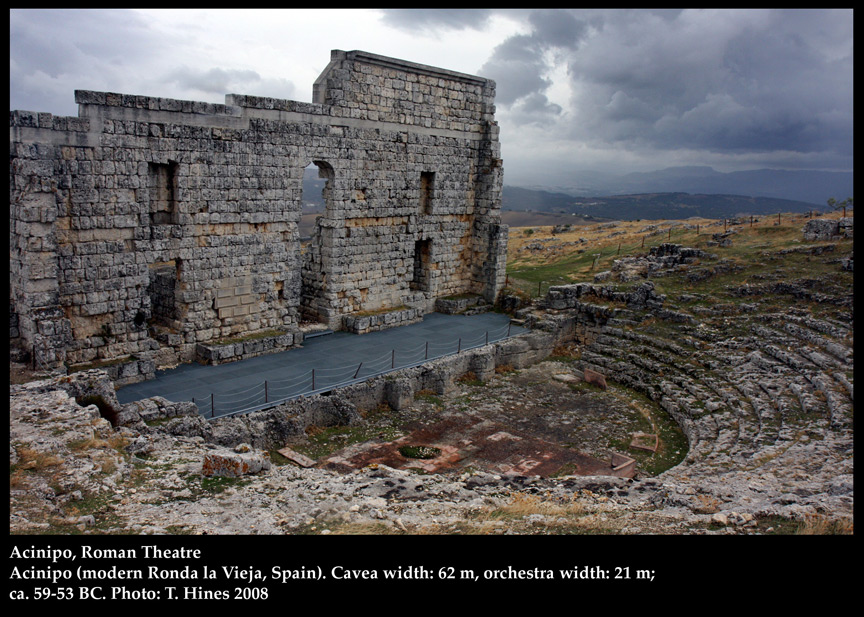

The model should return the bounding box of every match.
[506,211,852,299]
[503,186,826,221]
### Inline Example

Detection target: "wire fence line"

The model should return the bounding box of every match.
[192,322,522,420]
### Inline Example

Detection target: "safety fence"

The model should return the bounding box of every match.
[193,322,522,420]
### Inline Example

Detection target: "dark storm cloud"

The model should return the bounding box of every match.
[478,10,589,121]
[379,9,494,31]
[508,93,562,126]
[527,9,587,49]
[479,35,552,106]
[489,9,852,167]
[568,9,853,158]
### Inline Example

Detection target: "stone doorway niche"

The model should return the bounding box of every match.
[147,260,179,330]
[410,239,432,292]
[419,171,435,215]
[148,161,178,228]
[146,160,182,334]
[300,159,337,325]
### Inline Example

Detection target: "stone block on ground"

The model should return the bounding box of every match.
[583,367,607,390]
[201,445,271,477]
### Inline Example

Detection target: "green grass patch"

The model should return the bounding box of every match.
[398,445,441,459]
[197,475,252,494]
[414,389,445,407]
[291,419,406,461]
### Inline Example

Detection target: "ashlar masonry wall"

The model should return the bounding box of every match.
[9,50,507,372]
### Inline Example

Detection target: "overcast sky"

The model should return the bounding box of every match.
[9,8,854,188]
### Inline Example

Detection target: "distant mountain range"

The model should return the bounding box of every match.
[502,188,826,221]
[504,166,854,220]
[516,166,853,206]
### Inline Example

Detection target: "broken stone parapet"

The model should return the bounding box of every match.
[343,307,423,334]
[116,395,200,427]
[195,332,301,366]
[435,295,487,314]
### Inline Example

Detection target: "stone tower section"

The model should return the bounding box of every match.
[9,50,507,373]
[303,50,506,327]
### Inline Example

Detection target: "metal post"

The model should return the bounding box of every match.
[778,212,781,225]
[353,363,363,379]
[507,323,511,337]
[457,338,461,353]
[265,381,268,403]
[750,216,753,228]
[485,331,489,345]
[312,369,315,391]
[538,280,542,296]
[391,349,395,369]
[211,393,215,419]
[668,228,671,241]
[617,243,621,256]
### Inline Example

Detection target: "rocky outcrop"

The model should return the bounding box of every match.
[803,217,853,241]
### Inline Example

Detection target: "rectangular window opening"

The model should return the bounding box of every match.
[419,171,435,215]
[148,161,178,225]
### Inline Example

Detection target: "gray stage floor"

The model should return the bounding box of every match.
[116,312,527,418]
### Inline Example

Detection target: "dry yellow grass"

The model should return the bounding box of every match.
[506,210,852,297]
[508,216,717,270]
[15,447,63,470]
[497,492,583,518]
[508,211,850,269]
[796,514,854,535]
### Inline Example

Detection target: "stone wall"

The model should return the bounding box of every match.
[342,307,424,335]
[9,50,507,371]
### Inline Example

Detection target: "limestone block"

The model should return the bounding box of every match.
[201,446,271,477]
[584,368,608,391]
